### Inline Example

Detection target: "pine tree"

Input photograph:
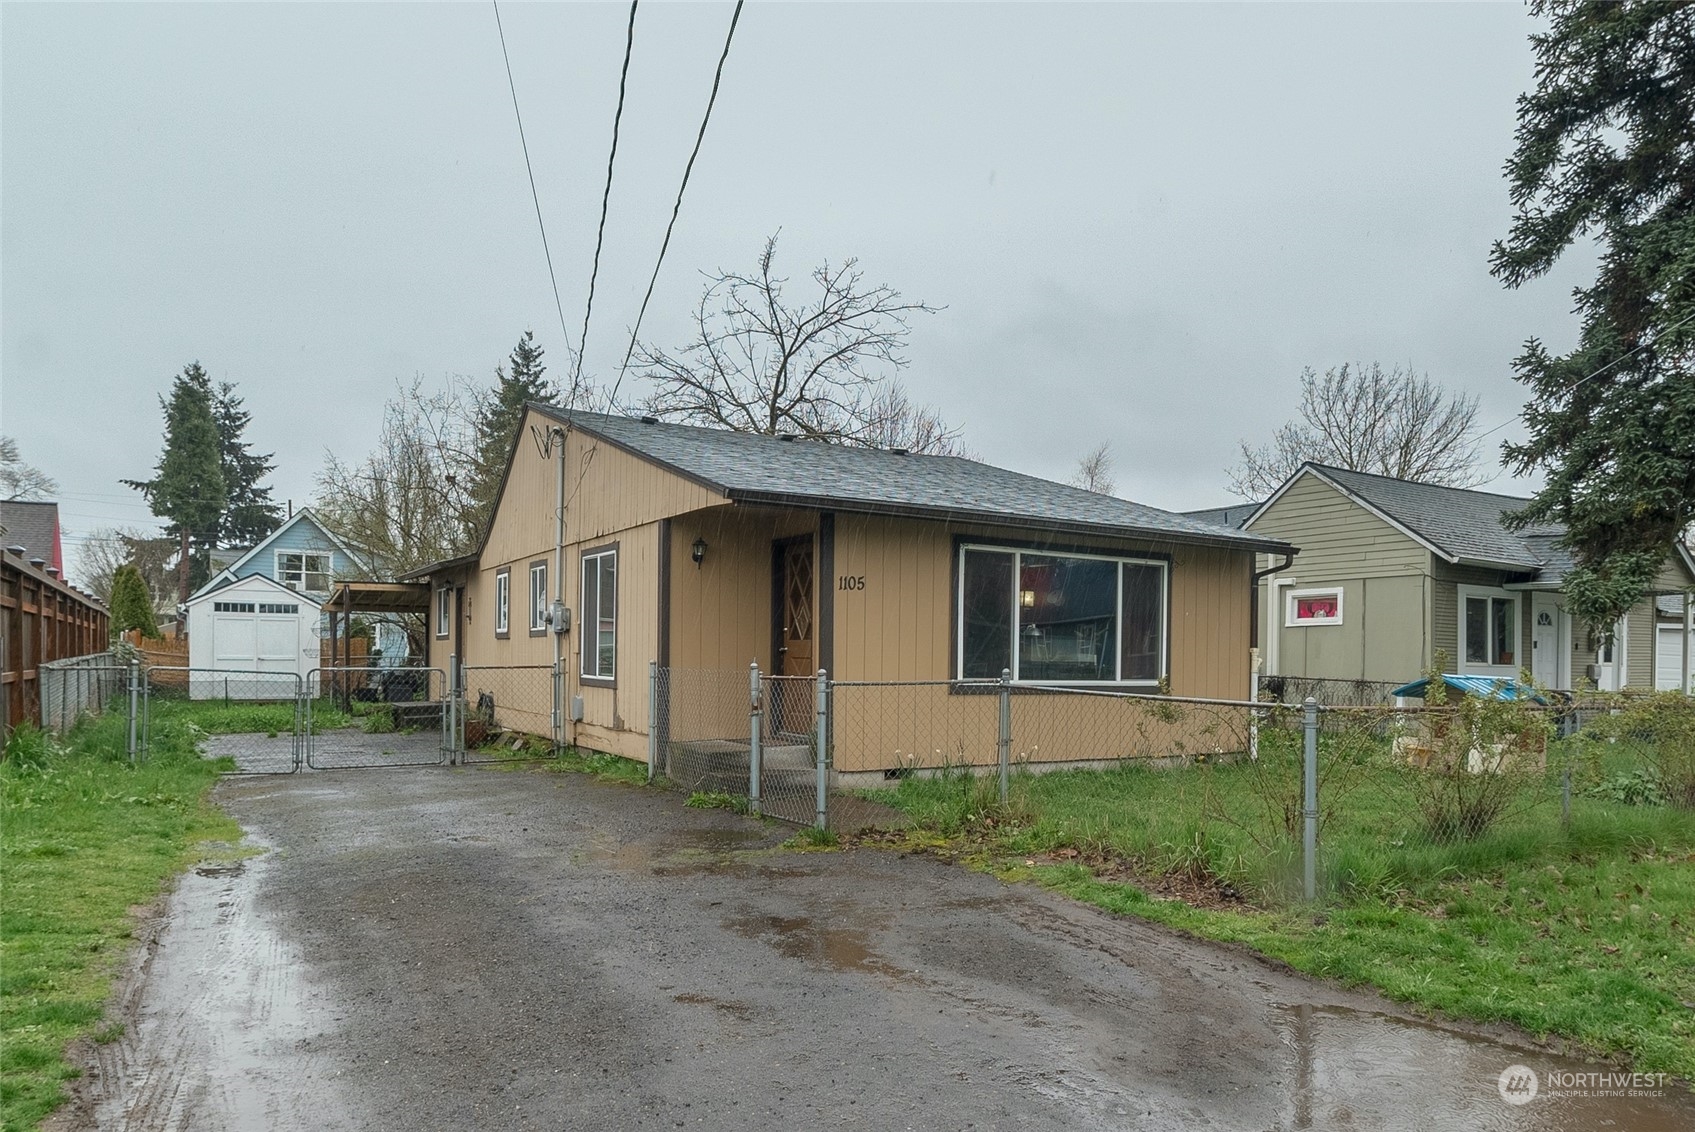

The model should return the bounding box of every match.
[468,331,557,526]
[210,381,283,549]
[123,364,227,604]
[109,563,160,639]
[1491,1,1695,629]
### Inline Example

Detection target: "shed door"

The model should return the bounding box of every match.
[256,617,298,674]
[214,615,257,664]
[1657,626,1692,692]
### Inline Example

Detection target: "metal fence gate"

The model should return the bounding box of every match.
[142,666,304,774]
[456,663,558,764]
[305,666,450,769]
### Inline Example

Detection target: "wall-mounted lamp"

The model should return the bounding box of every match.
[1019,589,1037,609]
[691,537,708,567]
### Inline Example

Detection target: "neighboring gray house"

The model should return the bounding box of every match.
[1230,463,1695,693]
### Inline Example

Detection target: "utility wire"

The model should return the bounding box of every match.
[570,0,640,404]
[606,0,745,409]
[1476,307,1695,441]
[492,0,577,366]
[564,0,746,511]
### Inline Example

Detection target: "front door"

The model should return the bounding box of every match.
[773,536,816,734]
[777,537,815,677]
[1531,593,1562,689]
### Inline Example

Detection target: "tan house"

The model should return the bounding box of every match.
[1221,463,1695,694]
[406,405,1294,768]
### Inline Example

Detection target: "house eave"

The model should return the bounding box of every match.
[726,490,1298,555]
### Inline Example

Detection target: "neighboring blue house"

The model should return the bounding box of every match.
[188,509,411,668]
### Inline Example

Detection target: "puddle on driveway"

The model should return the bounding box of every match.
[1272,1002,1694,1131]
[724,912,913,982]
[584,828,817,880]
[673,992,753,1020]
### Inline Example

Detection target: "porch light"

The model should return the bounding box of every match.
[1019,589,1036,609]
[691,537,708,567]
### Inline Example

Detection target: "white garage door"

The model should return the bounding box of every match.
[1657,626,1693,692]
[214,615,257,663]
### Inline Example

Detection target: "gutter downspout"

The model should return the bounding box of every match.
[1251,552,1296,652]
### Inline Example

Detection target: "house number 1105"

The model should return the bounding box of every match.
[837,575,866,591]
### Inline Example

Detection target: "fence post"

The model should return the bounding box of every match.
[448,653,459,767]
[749,661,763,815]
[814,669,830,831]
[127,660,140,766]
[997,668,1012,804]
[647,661,659,784]
[1302,696,1318,901]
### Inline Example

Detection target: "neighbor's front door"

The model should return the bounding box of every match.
[1531,593,1562,689]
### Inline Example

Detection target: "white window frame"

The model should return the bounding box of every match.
[529,561,549,634]
[275,550,333,595]
[435,586,451,639]
[1457,584,1521,675]
[954,543,1169,687]
[1285,586,1344,628]
[580,548,617,683]
[494,570,510,637]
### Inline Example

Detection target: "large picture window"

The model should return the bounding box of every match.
[1459,587,1519,671]
[958,545,1167,684]
[580,547,617,682]
[276,551,332,595]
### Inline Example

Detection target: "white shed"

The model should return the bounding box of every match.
[185,573,318,699]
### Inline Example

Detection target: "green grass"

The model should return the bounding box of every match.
[866,741,1695,1082]
[1,713,241,1131]
[540,746,650,786]
[685,790,750,814]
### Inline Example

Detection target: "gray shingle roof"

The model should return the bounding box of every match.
[1181,503,1262,530]
[1303,465,1543,568]
[0,500,60,567]
[540,407,1292,553]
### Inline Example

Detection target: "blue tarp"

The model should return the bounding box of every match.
[1389,674,1548,704]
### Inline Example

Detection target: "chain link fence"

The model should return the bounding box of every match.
[142,667,303,774]
[38,652,127,734]
[305,666,448,769]
[459,664,557,763]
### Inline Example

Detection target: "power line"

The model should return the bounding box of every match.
[570,0,640,403]
[606,0,745,409]
[563,0,745,512]
[1476,307,1695,441]
[492,0,578,365]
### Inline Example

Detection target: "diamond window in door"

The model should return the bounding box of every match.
[785,545,813,642]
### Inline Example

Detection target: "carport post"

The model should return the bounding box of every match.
[448,653,459,767]
[126,659,139,765]
[814,669,829,830]
[1302,697,1318,901]
[748,661,762,814]
[647,661,659,784]
[997,669,1012,804]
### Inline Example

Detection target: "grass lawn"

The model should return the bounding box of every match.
[863,729,1695,1083]
[0,704,246,1132]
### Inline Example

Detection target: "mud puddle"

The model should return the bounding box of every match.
[583,826,816,879]
[80,844,355,1132]
[724,911,916,982]
[1270,1001,1693,1130]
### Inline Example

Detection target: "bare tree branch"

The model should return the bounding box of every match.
[633,233,960,450]
[1070,440,1116,495]
[1227,362,1484,499]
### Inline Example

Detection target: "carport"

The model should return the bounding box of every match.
[320,580,433,708]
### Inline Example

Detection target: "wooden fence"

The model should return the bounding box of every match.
[2,547,110,739]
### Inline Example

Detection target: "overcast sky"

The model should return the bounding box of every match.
[4,2,1592,572]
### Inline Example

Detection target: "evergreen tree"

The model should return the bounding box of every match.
[123,364,227,604]
[109,563,160,639]
[468,331,557,525]
[1491,1,1695,629]
[210,381,283,549]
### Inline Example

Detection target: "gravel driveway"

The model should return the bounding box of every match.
[60,765,1694,1131]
